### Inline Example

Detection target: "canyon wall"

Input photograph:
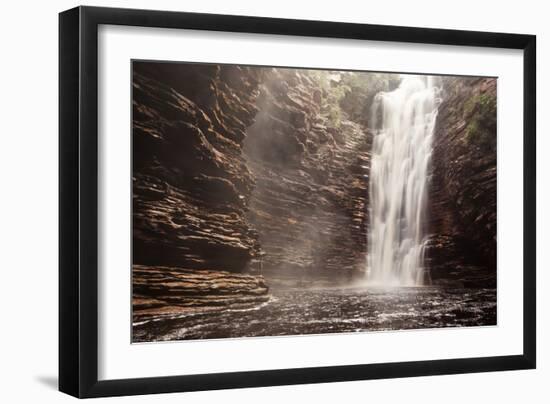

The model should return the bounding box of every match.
[427,77,497,287]
[133,62,263,272]
[132,64,374,285]
[131,64,377,324]
[132,63,269,323]
[243,69,371,285]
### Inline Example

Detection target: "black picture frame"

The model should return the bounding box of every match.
[59,5,536,398]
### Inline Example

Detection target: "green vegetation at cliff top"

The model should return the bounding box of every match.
[309,71,399,128]
[463,93,497,151]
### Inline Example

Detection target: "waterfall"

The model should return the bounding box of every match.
[367,75,440,286]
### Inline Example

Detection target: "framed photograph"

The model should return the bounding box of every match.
[59,6,536,398]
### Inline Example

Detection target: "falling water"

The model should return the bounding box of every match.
[367,75,441,286]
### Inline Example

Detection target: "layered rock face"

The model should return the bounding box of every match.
[427,77,497,287]
[133,62,263,272]
[133,64,373,301]
[132,63,269,324]
[133,265,269,324]
[243,69,371,285]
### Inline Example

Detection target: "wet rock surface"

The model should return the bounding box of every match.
[133,265,269,327]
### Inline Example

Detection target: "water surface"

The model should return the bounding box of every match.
[133,286,496,342]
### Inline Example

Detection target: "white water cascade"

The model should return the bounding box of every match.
[367,75,441,286]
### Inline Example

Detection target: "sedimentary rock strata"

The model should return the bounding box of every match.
[427,77,497,287]
[133,265,269,323]
[132,63,263,272]
[243,69,371,284]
